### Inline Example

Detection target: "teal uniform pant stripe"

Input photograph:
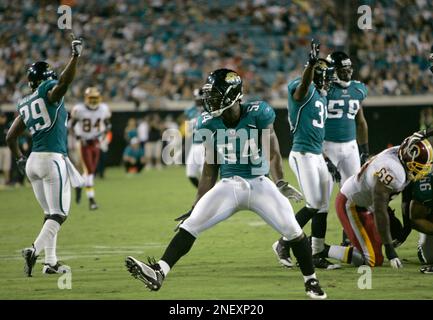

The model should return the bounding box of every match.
[53,160,65,214]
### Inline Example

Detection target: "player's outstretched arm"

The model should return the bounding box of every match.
[47,34,83,103]
[266,124,303,201]
[373,180,402,268]
[409,200,433,235]
[193,161,219,206]
[293,39,319,101]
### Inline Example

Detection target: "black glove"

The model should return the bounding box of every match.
[325,157,341,183]
[359,144,369,166]
[174,207,194,232]
[16,156,27,176]
[308,39,320,66]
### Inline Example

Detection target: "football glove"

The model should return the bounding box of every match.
[359,144,369,166]
[70,33,83,57]
[324,157,341,183]
[308,39,320,66]
[385,244,403,269]
[173,207,194,232]
[16,156,27,176]
[276,180,303,202]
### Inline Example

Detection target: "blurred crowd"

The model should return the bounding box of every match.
[1,0,433,107]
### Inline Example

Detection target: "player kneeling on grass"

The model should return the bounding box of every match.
[123,137,145,174]
[125,69,327,299]
[332,133,433,268]
[6,35,83,276]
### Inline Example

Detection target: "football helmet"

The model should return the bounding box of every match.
[313,59,334,94]
[84,87,102,109]
[326,51,353,83]
[398,138,433,181]
[202,68,243,117]
[27,61,57,90]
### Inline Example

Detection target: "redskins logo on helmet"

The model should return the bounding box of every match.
[398,138,433,181]
[84,87,101,109]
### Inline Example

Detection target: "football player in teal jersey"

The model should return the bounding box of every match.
[125,69,327,299]
[400,173,433,273]
[6,35,83,276]
[273,40,341,270]
[184,88,205,188]
[323,51,369,246]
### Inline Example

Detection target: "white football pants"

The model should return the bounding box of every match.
[181,175,303,240]
[26,152,71,217]
[186,143,205,179]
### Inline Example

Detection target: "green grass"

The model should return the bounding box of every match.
[0,163,432,300]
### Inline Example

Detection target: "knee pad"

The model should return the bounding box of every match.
[47,214,67,225]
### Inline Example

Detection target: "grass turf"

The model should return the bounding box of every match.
[0,163,432,300]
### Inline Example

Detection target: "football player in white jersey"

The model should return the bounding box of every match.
[333,137,433,268]
[70,87,111,210]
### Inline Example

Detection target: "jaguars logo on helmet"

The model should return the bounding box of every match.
[202,68,243,117]
[313,58,334,94]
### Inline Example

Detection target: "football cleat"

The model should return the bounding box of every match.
[89,198,98,211]
[305,278,327,299]
[420,265,433,274]
[125,256,165,291]
[272,239,294,268]
[312,253,341,270]
[22,247,38,277]
[42,262,71,274]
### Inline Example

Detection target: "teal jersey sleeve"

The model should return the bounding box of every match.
[287,78,315,106]
[184,105,199,120]
[248,101,276,129]
[37,79,57,102]
[352,81,368,101]
[412,174,433,208]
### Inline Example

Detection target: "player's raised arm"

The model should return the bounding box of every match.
[293,39,319,101]
[373,180,402,268]
[47,35,83,103]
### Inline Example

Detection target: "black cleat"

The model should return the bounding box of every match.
[305,278,327,299]
[272,239,294,268]
[22,247,38,277]
[75,187,82,204]
[420,265,433,274]
[42,262,71,274]
[125,256,165,291]
[312,255,341,270]
[89,198,98,211]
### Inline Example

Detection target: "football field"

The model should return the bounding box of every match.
[1,164,432,300]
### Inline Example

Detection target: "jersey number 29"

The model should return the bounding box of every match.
[19,98,51,134]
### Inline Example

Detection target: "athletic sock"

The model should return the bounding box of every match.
[158,260,171,276]
[311,211,327,255]
[290,234,315,278]
[44,233,58,266]
[86,187,95,199]
[33,220,61,256]
[328,245,365,266]
[295,207,317,228]
[303,273,317,283]
[160,228,196,268]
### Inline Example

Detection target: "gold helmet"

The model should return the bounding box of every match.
[84,87,101,109]
[398,138,433,181]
